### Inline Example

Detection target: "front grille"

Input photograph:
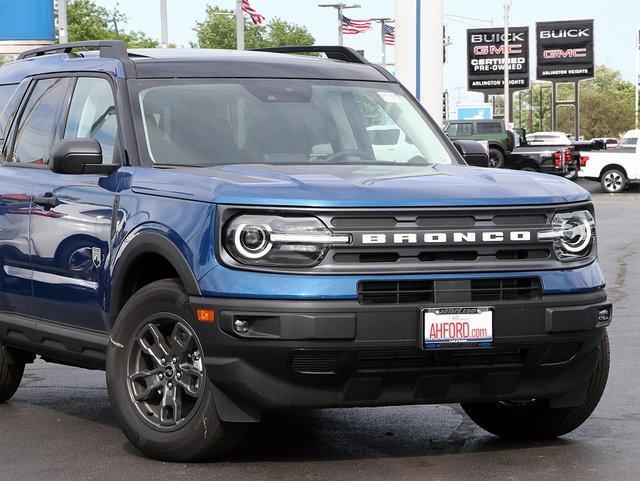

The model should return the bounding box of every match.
[358,278,542,305]
[218,203,595,274]
[358,280,434,304]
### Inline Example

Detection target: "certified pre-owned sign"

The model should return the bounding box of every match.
[467,27,530,94]
[536,19,595,80]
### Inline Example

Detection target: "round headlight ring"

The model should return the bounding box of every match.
[233,223,273,259]
[560,217,592,254]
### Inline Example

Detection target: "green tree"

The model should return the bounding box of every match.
[512,66,636,138]
[193,5,314,50]
[62,0,158,48]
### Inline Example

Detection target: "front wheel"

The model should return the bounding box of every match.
[462,332,609,440]
[601,168,626,193]
[107,279,248,462]
[0,343,25,403]
[488,148,505,168]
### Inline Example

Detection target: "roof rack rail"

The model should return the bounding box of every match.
[17,40,129,61]
[252,45,368,64]
[17,40,136,77]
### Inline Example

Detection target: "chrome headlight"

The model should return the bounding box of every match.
[224,215,350,267]
[538,210,595,261]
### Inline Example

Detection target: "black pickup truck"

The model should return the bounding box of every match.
[505,131,596,180]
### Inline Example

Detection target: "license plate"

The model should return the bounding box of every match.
[422,307,493,349]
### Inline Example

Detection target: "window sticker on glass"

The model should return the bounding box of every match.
[377,91,401,103]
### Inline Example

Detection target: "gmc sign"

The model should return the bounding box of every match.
[536,20,595,80]
[467,26,530,94]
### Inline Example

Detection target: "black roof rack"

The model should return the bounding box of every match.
[17,40,128,60]
[252,45,368,64]
[17,40,135,77]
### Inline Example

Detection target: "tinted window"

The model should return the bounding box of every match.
[368,128,400,145]
[446,123,472,137]
[620,137,638,146]
[10,78,69,164]
[0,84,17,112]
[64,77,119,164]
[0,82,27,147]
[476,122,502,134]
[136,79,455,166]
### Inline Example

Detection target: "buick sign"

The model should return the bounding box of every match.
[467,27,530,94]
[536,20,595,80]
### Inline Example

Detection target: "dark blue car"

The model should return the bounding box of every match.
[0,41,610,461]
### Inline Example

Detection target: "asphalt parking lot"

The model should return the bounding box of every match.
[1,180,639,481]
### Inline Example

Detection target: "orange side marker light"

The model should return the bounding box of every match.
[196,308,215,323]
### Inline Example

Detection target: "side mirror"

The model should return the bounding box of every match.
[452,140,491,168]
[51,138,118,175]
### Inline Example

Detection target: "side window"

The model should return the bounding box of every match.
[9,78,70,164]
[476,122,502,134]
[64,77,119,164]
[0,81,28,148]
[447,123,472,137]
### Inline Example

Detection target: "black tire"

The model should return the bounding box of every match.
[0,343,25,403]
[488,148,505,168]
[600,168,627,193]
[106,279,248,462]
[462,331,609,440]
[565,169,579,181]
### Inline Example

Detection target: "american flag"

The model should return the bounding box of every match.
[384,24,396,45]
[242,0,265,25]
[341,15,372,35]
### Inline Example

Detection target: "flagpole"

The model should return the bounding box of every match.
[159,0,168,48]
[636,29,639,129]
[236,0,245,50]
[319,3,362,46]
[371,18,392,67]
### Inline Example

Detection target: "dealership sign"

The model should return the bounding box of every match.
[536,20,595,80]
[467,27,530,94]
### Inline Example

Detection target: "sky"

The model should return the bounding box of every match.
[94,0,639,110]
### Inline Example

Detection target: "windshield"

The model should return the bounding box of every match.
[132,79,455,167]
[620,136,638,146]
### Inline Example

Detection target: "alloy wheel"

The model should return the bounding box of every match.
[603,172,623,192]
[126,314,205,431]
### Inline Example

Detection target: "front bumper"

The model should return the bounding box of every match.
[189,289,610,417]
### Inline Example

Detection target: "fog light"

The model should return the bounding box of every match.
[597,308,611,323]
[233,319,251,334]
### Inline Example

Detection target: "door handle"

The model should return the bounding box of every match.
[33,194,59,209]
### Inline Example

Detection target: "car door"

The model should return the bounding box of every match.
[27,75,122,331]
[0,78,66,316]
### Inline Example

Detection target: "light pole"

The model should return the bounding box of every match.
[636,29,639,129]
[319,3,362,46]
[58,0,68,44]
[160,0,169,48]
[503,0,513,128]
[371,18,392,67]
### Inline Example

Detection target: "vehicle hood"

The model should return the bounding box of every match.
[130,163,591,207]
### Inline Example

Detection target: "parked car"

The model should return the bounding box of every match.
[616,130,639,153]
[444,119,515,168]
[0,41,610,462]
[591,137,619,150]
[579,130,640,192]
[526,131,572,145]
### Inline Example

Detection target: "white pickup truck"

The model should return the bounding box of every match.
[579,129,640,193]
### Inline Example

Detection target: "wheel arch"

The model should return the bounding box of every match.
[109,230,201,326]
[599,164,628,180]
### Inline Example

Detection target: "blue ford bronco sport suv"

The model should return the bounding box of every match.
[0,41,610,461]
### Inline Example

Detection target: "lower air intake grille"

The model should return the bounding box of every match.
[358,278,542,305]
[358,280,435,304]
[290,350,343,374]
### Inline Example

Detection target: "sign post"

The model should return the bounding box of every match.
[467,26,530,121]
[536,19,595,138]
